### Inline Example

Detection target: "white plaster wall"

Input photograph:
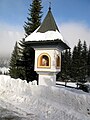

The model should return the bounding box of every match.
[38,72,56,86]
[34,48,61,86]
[34,48,61,73]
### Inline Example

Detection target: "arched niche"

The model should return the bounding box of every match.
[56,55,61,68]
[38,53,51,68]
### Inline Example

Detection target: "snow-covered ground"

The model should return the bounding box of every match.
[0,75,90,120]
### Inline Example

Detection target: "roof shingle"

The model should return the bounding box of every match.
[37,8,59,33]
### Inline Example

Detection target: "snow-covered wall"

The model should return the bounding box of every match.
[0,75,90,120]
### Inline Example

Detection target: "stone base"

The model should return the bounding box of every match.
[38,72,56,86]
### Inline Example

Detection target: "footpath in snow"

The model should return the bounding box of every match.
[0,75,90,120]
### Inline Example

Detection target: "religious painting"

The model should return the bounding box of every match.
[41,55,49,66]
[38,53,51,68]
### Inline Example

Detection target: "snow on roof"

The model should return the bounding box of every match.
[25,30,64,42]
[25,8,64,43]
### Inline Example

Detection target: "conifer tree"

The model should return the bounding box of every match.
[71,45,78,80]
[71,40,88,82]
[68,49,72,77]
[62,50,71,78]
[57,40,89,82]
[75,40,83,81]
[57,49,71,81]
[24,0,43,37]
[81,41,88,79]
[87,46,90,77]
[71,40,83,81]
[9,42,21,78]
[19,0,43,82]
[18,39,37,82]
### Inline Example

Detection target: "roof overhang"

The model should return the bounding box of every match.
[25,39,70,51]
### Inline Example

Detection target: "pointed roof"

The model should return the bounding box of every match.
[37,7,59,33]
[25,8,70,50]
[25,8,64,42]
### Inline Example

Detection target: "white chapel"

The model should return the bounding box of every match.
[25,7,70,86]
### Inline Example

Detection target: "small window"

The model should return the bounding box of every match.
[56,55,61,68]
[38,53,51,68]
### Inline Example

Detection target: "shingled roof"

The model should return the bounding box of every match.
[37,7,59,33]
[25,7,70,50]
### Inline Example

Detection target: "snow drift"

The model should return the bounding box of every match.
[0,75,90,120]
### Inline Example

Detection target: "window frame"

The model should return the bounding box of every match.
[37,53,51,68]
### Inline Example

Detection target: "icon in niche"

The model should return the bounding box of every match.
[41,55,49,66]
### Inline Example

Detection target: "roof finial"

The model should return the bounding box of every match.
[49,2,51,11]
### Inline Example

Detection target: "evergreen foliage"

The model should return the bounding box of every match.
[87,46,90,76]
[24,0,43,37]
[9,0,42,82]
[71,45,78,80]
[17,39,38,82]
[57,39,90,83]
[57,49,71,82]
[61,49,71,81]
[81,41,88,80]
[9,42,22,79]
[72,40,83,81]
[18,0,43,82]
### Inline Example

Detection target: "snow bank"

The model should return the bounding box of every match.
[0,75,37,95]
[0,75,90,120]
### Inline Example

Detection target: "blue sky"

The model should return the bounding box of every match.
[0,0,90,27]
[0,0,90,55]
